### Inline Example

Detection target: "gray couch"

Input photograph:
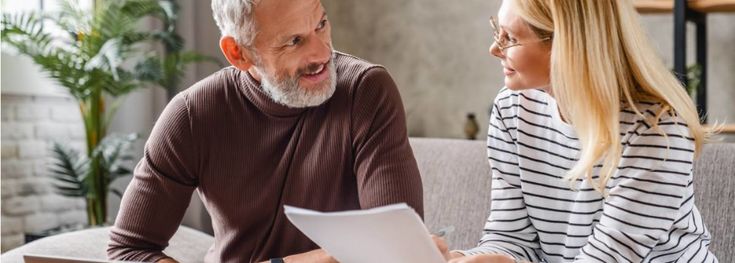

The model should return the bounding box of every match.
[2,138,733,262]
[413,138,735,263]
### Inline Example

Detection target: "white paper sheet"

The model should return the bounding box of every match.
[284,203,445,263]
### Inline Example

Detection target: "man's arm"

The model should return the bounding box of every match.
[268,67,422,263]
[108,93,199,262]
[350,66,424,216]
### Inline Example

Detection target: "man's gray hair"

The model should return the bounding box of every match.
[211,0,258,47]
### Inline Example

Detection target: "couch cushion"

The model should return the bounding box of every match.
[410,138,492,250]
[0,225,213,263]
[693,143,735,263]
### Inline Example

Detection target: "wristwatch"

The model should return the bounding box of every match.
[269,258,284,263]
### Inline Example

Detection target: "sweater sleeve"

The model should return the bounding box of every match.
[575,120,695,263]
[461,92,542,261]
[350,66,424,217]
[107,93,199,262]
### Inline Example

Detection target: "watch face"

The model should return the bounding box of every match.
[270,258,285,263]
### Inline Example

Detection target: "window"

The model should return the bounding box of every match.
[1,0,94,14]
[1,0,93,96]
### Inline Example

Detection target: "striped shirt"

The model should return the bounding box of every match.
[462,88,717,262]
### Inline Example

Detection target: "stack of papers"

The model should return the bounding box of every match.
[284,203,445,263]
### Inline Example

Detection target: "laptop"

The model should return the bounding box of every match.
[23,254,142,263]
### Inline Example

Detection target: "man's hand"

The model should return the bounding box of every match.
[258,249,337,263]
[447,254,516,263]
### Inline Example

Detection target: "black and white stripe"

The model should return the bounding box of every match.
[462,88,717,263]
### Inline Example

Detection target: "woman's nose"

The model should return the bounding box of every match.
[489,41,504,58]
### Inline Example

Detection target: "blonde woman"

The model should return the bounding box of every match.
[438,0,718,262]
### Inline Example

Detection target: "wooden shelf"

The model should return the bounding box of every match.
[635,0,735,13]
[635,0,676,13]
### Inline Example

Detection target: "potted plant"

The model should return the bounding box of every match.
[1,0,212,226]
[135,0,221,100]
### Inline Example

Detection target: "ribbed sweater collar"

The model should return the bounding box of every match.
[238,69,308,118]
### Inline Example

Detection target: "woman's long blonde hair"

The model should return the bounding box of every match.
[512,0,709,193]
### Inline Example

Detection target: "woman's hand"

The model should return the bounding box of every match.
[432,235,451,260]
[447,254,516,263]
[431,235,465,260]
[257,249,337,263]
[283,249,337,263]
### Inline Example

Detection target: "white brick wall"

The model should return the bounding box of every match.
[1,94,88,252]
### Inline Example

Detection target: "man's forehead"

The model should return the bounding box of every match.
[252,0,324,37]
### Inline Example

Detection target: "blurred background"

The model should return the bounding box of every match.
[1,0,734,252]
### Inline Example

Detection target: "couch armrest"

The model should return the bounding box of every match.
[0,226,213,263]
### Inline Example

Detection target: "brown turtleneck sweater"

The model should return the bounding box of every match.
[107,52,423,263]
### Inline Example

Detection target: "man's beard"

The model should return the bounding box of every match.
[254,54,337,108]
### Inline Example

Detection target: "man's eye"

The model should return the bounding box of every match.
[288,36,302,46]
[317,19,328,30]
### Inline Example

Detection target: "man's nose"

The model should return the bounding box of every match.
[305,36,332,65]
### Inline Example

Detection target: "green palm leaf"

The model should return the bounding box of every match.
[50,142,89,198]
[93,133,139,182]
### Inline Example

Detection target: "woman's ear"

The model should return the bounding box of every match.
[220,36,255,71]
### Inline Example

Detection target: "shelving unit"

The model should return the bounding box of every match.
[634,0,735,129]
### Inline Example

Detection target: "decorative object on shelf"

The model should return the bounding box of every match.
[1,0,166,226]
[685,64,702,100]
[464,113,480,140]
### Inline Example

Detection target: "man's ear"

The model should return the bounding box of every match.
[220,36,254,72]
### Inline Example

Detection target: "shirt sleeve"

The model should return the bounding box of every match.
[107,93,199,262]
[350,66,424,217]
[462,92,542,262]
[575,120,695,263]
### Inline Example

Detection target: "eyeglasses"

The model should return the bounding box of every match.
[489,16,551,54]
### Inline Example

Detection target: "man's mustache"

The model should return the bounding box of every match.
[297,59,331,77]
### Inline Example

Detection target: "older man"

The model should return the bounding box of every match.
[107,0,423,262]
